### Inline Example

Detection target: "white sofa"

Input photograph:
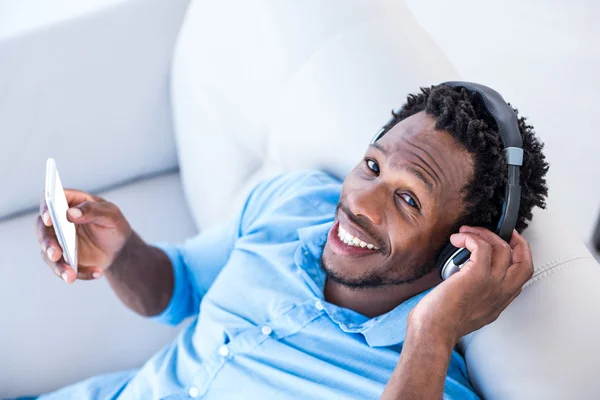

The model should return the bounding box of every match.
[1,0,599,398]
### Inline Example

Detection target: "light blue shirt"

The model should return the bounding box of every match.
[40,170,479,399]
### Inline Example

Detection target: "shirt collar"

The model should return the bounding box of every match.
[359,288,432,347]
[296,221,435,348]
[296,220,332,293]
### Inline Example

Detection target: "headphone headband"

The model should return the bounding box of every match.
[443,81,523,150]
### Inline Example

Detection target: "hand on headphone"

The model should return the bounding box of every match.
[407,226,534,347]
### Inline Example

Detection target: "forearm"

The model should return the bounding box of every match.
[105,231,174,317]
[381,324,454,400]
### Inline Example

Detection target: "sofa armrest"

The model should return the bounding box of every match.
[0,0,190,219]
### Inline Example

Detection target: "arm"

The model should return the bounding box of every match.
[381,226,534,399]
[105,231,174,317]
[36,175,279,321]
[381,324,453,400]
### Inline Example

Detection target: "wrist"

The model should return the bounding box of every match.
[406,314,458,351]
[106,230,142,273]
[384,317,455,399]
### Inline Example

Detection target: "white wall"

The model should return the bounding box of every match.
[406,0,600,247]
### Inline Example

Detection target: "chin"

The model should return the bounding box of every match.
[321,243,389,289]
[322,243,361,281]
[321,241,438,288]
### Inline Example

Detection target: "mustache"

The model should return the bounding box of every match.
[336,203,386,252]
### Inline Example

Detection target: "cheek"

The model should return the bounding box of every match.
[388,223,420,250]
[387,219,435,261]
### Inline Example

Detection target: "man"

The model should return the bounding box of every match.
[34,83,548,399]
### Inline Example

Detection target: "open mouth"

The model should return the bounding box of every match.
[337,224,380,250]
[327,221,382,257]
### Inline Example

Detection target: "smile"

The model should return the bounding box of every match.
[337,224,379,250]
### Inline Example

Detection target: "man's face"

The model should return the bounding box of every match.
[321,111,474,288]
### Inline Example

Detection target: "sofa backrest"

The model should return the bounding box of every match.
[170,1,600,398]
[0,0,189,220]
[169,0,459,231]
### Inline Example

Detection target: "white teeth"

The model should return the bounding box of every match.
[337,224,379,250]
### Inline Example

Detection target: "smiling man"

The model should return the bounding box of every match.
[34,83,548,399]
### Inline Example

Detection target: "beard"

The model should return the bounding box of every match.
[320,249,435,290]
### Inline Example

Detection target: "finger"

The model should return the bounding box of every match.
[35,216,63,262]
[40,250,75,284]
[459,226,512,278]
[76,266,104,281]
[459,225,511,252]
[63,189,98,207]
[39,189,97,227]
[505,258,534,293]
[39,192,52,227]
[509,229,532,265]
[505,230,534,289]
[66,201,120,228]
[449,232,493,273]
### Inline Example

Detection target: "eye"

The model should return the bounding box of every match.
[366,159,380,175]
[399,193,418,209]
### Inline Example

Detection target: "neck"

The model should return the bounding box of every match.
[324,270,440,318]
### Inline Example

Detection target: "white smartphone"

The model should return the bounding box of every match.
[45,158,78,270]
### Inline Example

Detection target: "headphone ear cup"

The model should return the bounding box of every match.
[436,243,460,273]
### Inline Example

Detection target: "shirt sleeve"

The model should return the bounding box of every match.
[147,173,288,326]
[147,217,241,326]
[443,349,481,399]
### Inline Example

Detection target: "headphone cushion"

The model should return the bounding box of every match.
[436,243,460,271]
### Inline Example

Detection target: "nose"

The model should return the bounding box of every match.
[347,184,385,226]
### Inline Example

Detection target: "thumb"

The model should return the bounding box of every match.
[76,266,104,280]
[66,201,119,227]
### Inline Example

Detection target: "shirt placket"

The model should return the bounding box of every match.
[181,300,326,399]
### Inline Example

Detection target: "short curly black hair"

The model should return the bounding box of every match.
[383,84,549,233]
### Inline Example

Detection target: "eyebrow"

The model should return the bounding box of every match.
[405,166,433,192]
[369,142,434,193]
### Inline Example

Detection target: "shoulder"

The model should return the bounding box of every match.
[241,169,342,232]
[257,169,341,201]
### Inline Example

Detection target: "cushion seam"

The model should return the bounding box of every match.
[525,256,594,288]
[534,253,592,274]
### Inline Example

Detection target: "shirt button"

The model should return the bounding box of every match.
[218,345,230,357]
[314,300,325,311]
[188,386,200,398]
[261,325,273,336]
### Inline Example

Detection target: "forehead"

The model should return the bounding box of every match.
[376,111,474,195]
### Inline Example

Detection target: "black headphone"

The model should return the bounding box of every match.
[371,81,523,280]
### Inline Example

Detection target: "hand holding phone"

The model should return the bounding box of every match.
[36,158,133,283]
